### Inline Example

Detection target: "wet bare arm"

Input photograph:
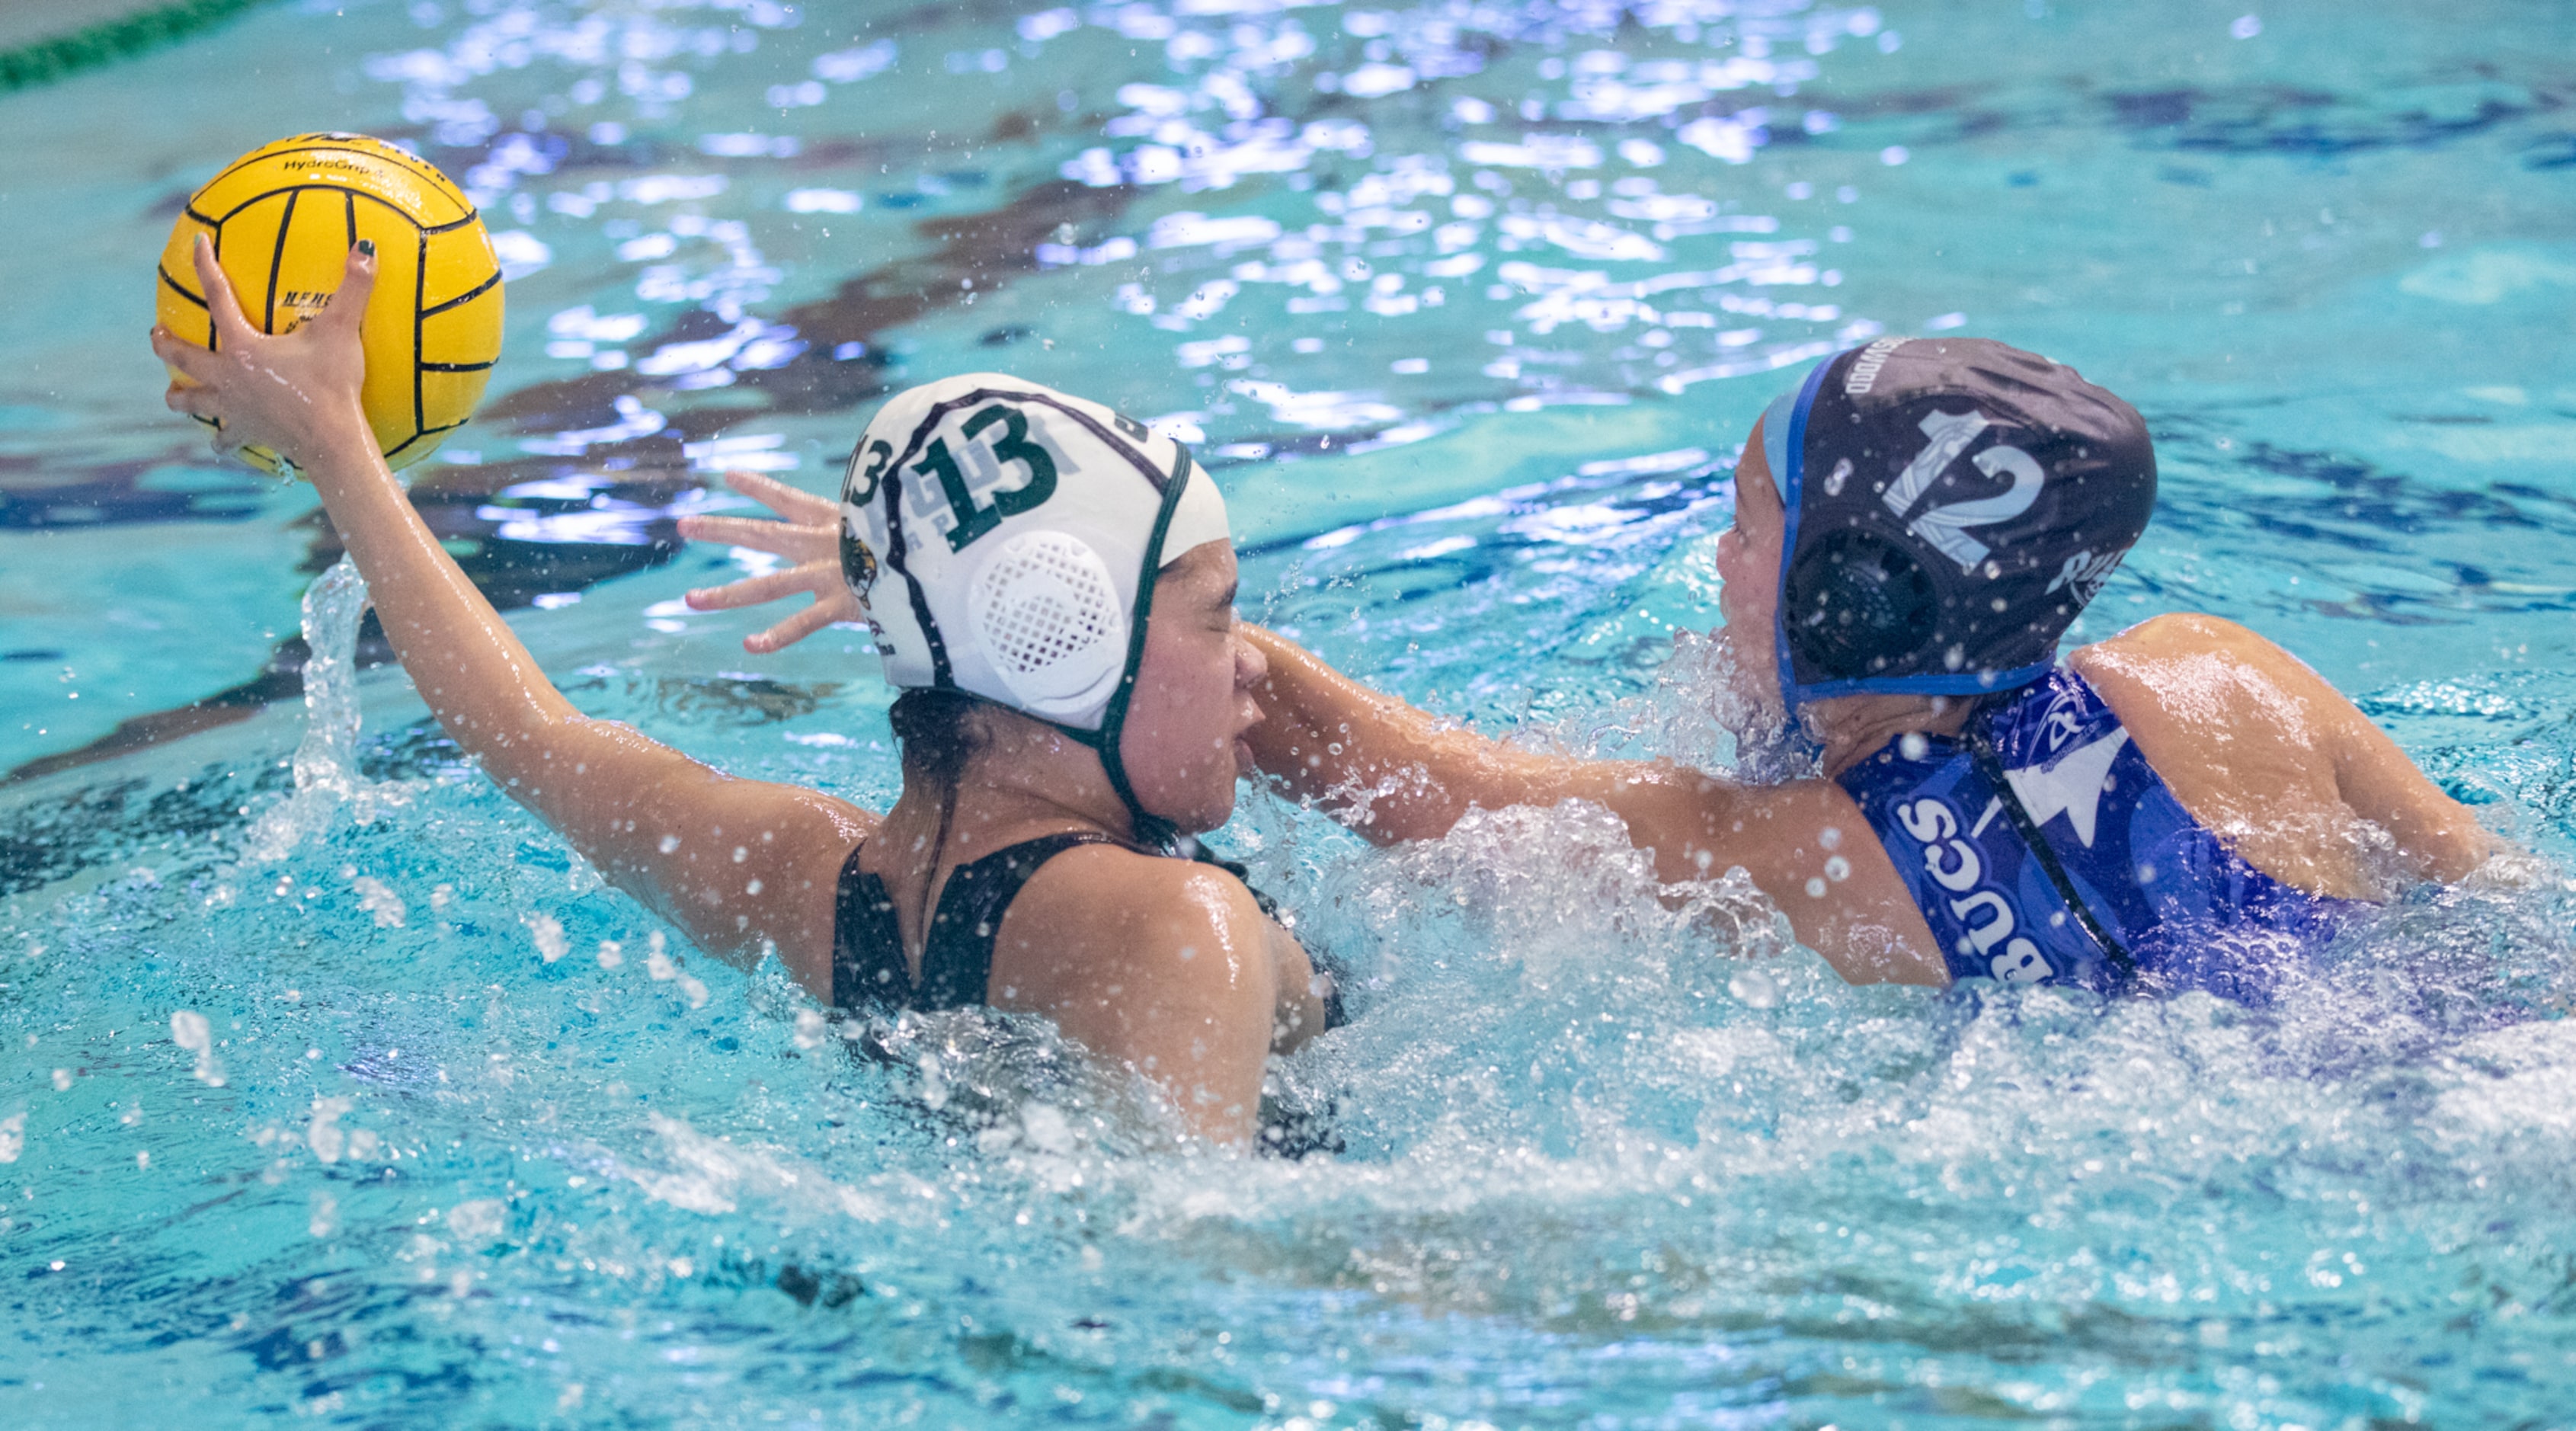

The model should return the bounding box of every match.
[151,237,867,993]
[1240,626,1949,984]
[1240,623,1608,843]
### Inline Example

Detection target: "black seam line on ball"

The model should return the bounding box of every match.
[158,266,206,308]
[261,189,298,333]
[382,426,443,463]
[420,270,501,317]
[413,228,428,436]
[206,222,222,354]
[214,184,438,229]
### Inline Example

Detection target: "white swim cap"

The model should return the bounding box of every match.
[837,373,1229,738]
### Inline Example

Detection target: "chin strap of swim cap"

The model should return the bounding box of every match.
[1045,441,1198,853]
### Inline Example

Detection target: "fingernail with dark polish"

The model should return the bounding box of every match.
[357,238,375,257]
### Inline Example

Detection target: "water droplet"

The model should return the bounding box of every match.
[1728,967,1781,1008]
[524,913,568,962]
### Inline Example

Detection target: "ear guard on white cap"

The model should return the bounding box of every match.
[837,374,1231,841]
[966,529,1128,719]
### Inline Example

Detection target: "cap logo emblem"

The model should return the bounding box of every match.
[840,527,879,599]
[1843,335,1910,395]
[1880,408,2046,573]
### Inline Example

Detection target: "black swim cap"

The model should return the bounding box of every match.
[1763,337,2155,711]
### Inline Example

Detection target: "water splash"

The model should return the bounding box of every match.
[168,1009,223,1087]
[242,555,402,861]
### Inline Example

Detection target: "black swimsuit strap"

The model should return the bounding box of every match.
[830,831,1344,1028]
[830,833,1122,1012]
[917,832,1118,1009]
[830,844,906,1010]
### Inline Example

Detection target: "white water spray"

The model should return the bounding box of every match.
[243,555,402,861]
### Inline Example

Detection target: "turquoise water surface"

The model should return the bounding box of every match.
[4,0,2576,1425]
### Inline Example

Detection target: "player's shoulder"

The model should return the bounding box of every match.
[2070,611,2342,741]
[2081,613,2308,675]
[1018,839,1264,940]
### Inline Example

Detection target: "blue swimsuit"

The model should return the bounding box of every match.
[1836,666,2345,1004]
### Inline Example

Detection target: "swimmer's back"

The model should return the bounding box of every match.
[1466,618,2492,988]
[853,836,1330,1064]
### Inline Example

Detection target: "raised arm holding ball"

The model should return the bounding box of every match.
[152,229,1333,1148]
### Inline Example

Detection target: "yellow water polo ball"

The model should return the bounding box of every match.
[156,132,504,475]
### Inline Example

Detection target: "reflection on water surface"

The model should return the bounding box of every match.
[3,0,2576,1426]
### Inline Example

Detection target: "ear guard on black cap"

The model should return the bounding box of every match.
[1782,529,1938,677]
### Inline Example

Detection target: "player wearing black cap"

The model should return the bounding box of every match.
[1239,338,2497,997]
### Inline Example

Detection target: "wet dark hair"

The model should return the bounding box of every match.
[887,688,990,940]
[888,688,987,795]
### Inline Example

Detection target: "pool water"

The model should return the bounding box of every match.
[5,0,2576,1423]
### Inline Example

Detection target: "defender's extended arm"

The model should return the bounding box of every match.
[1240,623,1607,844]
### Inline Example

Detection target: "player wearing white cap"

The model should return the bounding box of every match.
[152,239,1330,1148]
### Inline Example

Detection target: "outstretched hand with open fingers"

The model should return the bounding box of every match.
[150,233,378,472]
[677,470,867,654]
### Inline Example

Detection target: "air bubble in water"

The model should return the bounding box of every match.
[308,1096,354,1164]
[352,876,407,929]
[1728,966,1781,1009]
[171,1010,225,1087]
[447,1198,506,1245]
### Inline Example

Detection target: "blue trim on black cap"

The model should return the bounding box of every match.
[1771,354,1835,716]
[1788,656,2057,706]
